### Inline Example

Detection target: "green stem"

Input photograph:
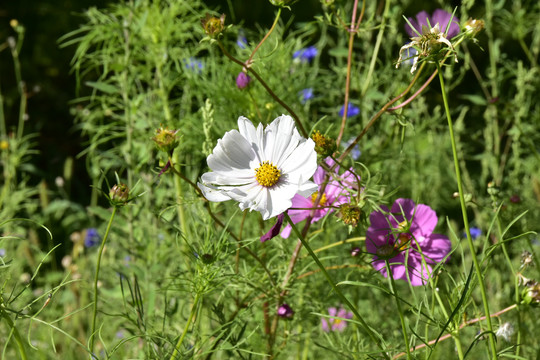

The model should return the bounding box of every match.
[246,8,281,67]
[170,293,201,360]
[360,0,390,97]
[436,63,497,359]
[89,206,118,355]
[285,213,389,359]
[384,261,411,360]
[1,307,28,360]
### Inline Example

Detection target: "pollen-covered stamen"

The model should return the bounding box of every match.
[310,191,327,206]
[255,161,281,187]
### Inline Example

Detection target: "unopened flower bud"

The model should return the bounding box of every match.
[351,247,361,257]
[109,183,130,207]
[521,280,540,304]
[201,13,226,37]
[152,127,179,154]
[236,72,251,89]
[277,303,294,318]
[311,130,336,157]
[464,19,485,38]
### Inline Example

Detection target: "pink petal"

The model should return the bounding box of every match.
[415,233,452,263]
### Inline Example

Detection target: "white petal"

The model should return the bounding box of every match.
[297,180,317,197]
[207,130,255,171]
[198,182,231,202]
[237,116,258,148]
[281,138,317,182]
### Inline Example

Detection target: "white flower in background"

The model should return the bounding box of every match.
[198,115,318,220]
[495,322,514,342]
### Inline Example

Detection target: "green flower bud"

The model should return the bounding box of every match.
[201,13,226,37]
[152,126,179,154]
[109,183,130,207]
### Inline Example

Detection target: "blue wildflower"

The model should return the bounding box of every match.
[339,103,360,118]
[237,31,248,49]
[0,248,5,257]
[184,57,203,74]
[343,137,361,160]
[293,46,317,63]
[469,227,482,240]
[84,228,101,248]
[299,88,314,104]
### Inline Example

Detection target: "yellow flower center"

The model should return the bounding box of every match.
[311,191,327,206]
[395,233,412,251]
[255,161,281,187]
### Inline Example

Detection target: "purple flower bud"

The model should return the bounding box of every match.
[261,213,285,242]
[236,72,251,89]
[277,303,294,318]
[351,247,361,257]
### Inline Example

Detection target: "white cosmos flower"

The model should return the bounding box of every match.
[198,115,318,220]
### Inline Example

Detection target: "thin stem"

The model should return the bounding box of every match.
[170,293,201,360]
[360,0,390,97]
[246,8,281,67]
[385,261,411,360]
[285,213,389,359]
[89,206,118,355]
[436,63,497,359]
[335,0,360,147]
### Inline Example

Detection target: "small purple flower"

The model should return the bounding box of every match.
[277,303,294,318]
[84,228,101,248]
[293,46,318,63]
[405,9,460,38]
[338,103,360,118]
[469,227,482,240]
[366,199,452,286]
[236,72,251,89]
[299,88,314,104]
[321,307,353,332]
[281,157,356,238]
[184,57,203,74]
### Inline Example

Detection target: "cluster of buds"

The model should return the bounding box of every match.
[311,130,336,157]
[152,126,180,155]
[201,13,226,38]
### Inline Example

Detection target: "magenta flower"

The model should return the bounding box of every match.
[281,158,356,238]
[321,307,353,332]
[405,9,460,38]
[366,198,451,286]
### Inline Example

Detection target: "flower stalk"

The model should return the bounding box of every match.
[89,206,118,355]
[436,62,498,359]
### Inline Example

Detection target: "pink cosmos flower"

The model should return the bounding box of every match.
[281,158,356,238]
[321,307,353,332]
[366,198,451,286]
[405,9,460,38]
